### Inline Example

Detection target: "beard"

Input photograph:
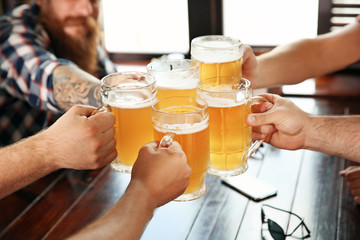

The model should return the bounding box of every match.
[38,8,100,77]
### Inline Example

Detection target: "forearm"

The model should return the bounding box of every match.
[254,21,360,89]
[305,116,360,162]
[53,65,102,111]
[255,38,323,88]
[0,132,59,199]
[68,181,156,240]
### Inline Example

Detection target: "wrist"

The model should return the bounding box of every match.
[303,116,327,151]
[32,130,61,172]
[126,180,157,216]
[253,56,273,89]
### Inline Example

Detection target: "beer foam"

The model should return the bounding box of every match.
[115,81,148,88]
[154,73,199,89]
[154,120,209,135]
[104,92,156,109]
[191,40,244,64]
[198,93,248,107]
[148,61,200,89]
[199,41,236,48]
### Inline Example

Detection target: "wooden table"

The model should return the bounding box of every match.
[1,71,360,240]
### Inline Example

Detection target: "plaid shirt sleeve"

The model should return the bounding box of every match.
[97,45,117,77]
[0,5,75,114]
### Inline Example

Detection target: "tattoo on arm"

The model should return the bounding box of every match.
[53,65,102,111]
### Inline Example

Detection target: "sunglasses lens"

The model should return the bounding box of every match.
[268,219,285,240]
[261,208,265,223]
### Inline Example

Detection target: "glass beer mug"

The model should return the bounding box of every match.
[197,77,265,177]
[152,96,210,201]
[100,72,157,173]
[191,35,244,80]
[146,59,200,100]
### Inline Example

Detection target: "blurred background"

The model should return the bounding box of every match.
[1,0,359,62]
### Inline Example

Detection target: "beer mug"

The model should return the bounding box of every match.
[100,72,157,173]
[152,96,210,201]
[191,35,244,80]
[146,59,200,99]
[197,77,265,177]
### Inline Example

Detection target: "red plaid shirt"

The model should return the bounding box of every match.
[0,4,116,146]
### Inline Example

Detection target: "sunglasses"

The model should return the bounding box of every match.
[261,204,311,240]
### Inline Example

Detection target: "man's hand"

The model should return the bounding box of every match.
[247,93,311,150]
[129,141,191,208]
[242,45,259,87]
[43,105,117,170]
[340,166,360,204]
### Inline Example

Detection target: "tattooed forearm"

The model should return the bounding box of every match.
[53,65,102,111]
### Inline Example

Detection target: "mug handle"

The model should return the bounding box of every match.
[90,105,112,116]
[247,95,271,158]
[159,132,176,148]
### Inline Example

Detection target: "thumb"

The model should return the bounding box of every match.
[247,111,274,127]
[252,102,273,113]
[143,141,159,152]
[69,105,97,117]
[339,170,346,177]
[167,141,183,152]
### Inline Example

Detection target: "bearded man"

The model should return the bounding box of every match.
[0,0,117,146]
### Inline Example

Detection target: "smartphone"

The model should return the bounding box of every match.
[221,174,277,202]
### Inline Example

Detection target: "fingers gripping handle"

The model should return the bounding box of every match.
[159,133,176,148]
[90,105,112,116]
[247,95,270,158]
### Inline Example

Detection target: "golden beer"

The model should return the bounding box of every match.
[147,59,199,99]
[154,123,209,196]
[157,87,196,100]
[198,77,264,177]
[111,103,154,167]
[100,72,157,173]
[152,96,209,201]
[197,58,242,81]
[208,101,251,171]
[191,35,243,80]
